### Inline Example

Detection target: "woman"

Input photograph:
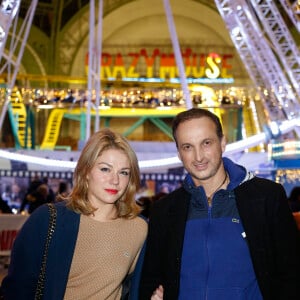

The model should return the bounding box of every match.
[1,128,148,299]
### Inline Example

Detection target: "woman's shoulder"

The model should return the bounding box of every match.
[130,215,148,229]
[127,216,148,246]
[52,201,79,216]
[26,201,79,228]
[124,216,148,239]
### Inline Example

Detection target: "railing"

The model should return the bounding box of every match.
[0,214,28,257]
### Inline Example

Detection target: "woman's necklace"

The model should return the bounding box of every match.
[206,172,228,206]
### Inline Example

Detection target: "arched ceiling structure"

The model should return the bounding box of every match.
[15,0,250,87]
[19,0,218,38]
[66,0,247,81]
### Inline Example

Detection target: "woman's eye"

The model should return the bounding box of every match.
[120,170,130,176]
[100,167,110,172]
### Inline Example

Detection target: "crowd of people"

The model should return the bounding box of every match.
[1,108,300,300]
[0,178,71,215]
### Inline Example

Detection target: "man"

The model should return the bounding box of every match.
[0,195,13,213]
[139,108,300,300]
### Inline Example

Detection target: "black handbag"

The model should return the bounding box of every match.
[34,203,57,300]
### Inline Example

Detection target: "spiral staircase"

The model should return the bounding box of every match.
[0,0,38,141]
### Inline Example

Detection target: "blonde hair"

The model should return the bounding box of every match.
[66,128,141,219]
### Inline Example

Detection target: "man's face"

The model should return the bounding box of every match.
[176,117,226,186]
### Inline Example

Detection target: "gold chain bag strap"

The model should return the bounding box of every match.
[34,203,57,300]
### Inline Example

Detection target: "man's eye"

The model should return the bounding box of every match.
[203,140,212,146]
[182,145,191,150]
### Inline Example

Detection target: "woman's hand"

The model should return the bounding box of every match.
[151,285,164,300]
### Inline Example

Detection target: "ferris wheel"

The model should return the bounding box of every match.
[214,0,300,137]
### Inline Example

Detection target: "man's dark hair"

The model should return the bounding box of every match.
[172,108,224,147]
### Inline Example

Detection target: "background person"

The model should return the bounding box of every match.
[0,195,13,214]
[288,186,300,231]
[19,176,44,213]
[24,183,49,214]
[1,128,147,299]
[288,186,300,212]
[139,108,300,300]
[42,176,56,204]
[55,181,70,201]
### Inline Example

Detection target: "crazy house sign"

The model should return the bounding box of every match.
[85,48,234,84]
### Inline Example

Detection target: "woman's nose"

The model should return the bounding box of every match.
[110,172,119,185]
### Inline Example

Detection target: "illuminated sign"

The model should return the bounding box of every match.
[85,48,234,83]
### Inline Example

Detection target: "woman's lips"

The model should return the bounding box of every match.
[105,189,118,195]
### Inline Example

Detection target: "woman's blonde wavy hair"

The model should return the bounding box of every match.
[65,128,141,219]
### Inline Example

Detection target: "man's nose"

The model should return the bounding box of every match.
[194,147,204,161]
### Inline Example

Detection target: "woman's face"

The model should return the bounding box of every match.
[87,148,131,209]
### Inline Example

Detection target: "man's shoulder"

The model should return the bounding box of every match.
[239,176,282,190]
[153,187,189,209]
[162,186,188,199]
[236,176,285,202]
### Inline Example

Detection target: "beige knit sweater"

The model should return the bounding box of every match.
[64,214,147,299]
